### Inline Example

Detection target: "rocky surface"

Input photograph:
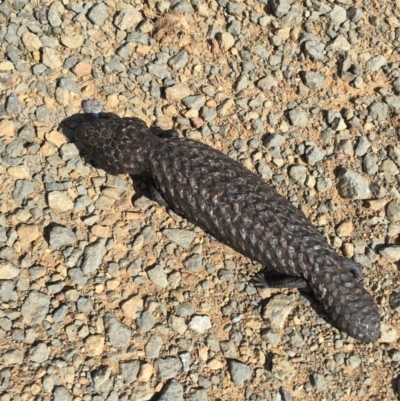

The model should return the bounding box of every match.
[1,0,400,400]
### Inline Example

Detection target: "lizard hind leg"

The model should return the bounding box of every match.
[252,272,308,289]
[150,126,179,138]
[342,258,364,280]
[149,184,170,207]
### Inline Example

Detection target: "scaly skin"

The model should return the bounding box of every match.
[75,116,380,342]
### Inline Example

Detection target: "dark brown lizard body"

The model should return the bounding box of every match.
[75,116,380,342]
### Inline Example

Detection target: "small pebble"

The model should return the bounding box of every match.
[228,360,252,386]
[336,169,371,200]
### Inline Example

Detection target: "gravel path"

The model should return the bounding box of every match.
[1,1,400,400]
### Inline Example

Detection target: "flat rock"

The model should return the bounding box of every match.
[262,294,294,329]
[147,264,169,288]
[21,32,42,52]
[165,83,192,102]
[288,106,308,128]
[219,32,235,51]
[2,349,24,366]
[17,224,40,249]
[380,323,398,343]
[303,39,325,61]
[0,120,15,136]
[257,75,278,91]
[158,379,184,401]
[49,225,76,248]
[189,315,212,333]
[270,0,292,18]
[289,166,307,185]
[42,47,62,69]
[120,360,140,385]
[329,5,347,25]
[28,342,50,363]
[228,359,252,386]
[81,238,105,275]
[154,357,182,380]
[88,3,108,25]
[85,335,105,357]
[21,291,50,325]
[61,34,84,49]
[0,260,20,279]
[162,228,196,249]
[104,313,132,348]
[121,294,143,320]
[48,191,74,213]
[301,71,325,91]
[336,169,371,200]
[386,201,400,222]
[114,8,143,30]
[366,55,386,71]
[329,35,351,52]
[379,246,400,262]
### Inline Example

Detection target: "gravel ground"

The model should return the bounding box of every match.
[1,0,400,400]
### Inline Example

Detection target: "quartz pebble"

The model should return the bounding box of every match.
[189,315,212,333]
[0,260,19,279]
